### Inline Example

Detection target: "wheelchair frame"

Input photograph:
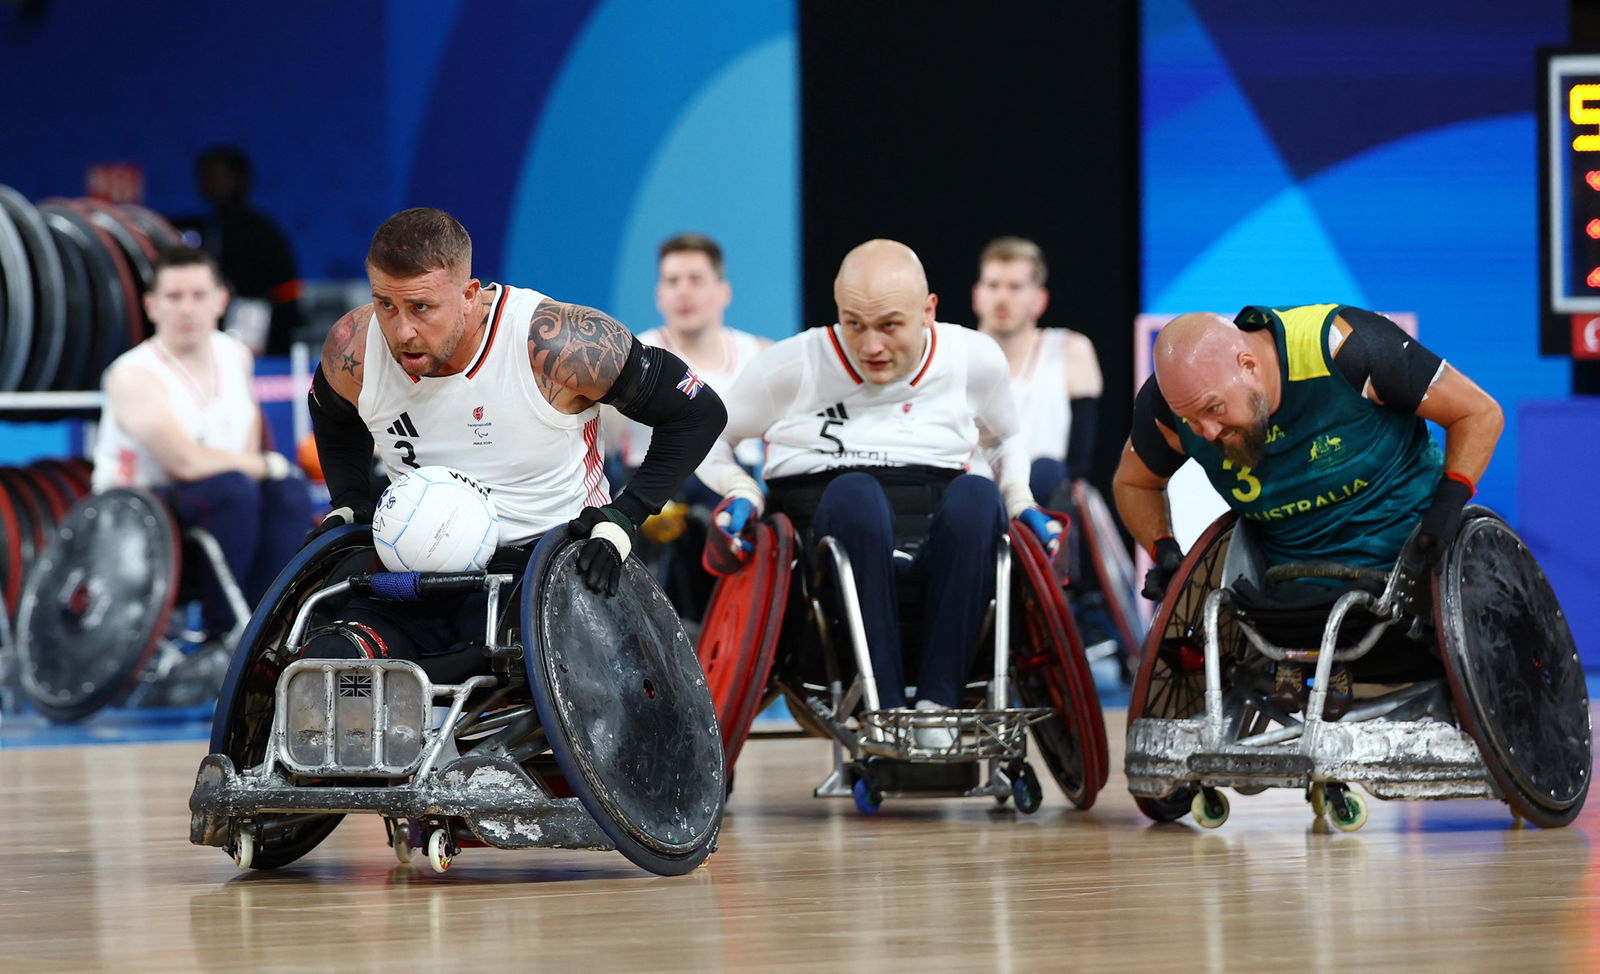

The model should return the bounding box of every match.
[191,568,615,872]
[798,533,1056,811]
[1123,513,1566,830]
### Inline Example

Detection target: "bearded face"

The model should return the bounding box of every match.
[1215,388,1272,468]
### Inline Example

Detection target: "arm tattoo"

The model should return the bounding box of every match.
[319,306,369,399]
[527,298,630,401]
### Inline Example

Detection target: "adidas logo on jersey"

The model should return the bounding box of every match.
[386,412,420,437]
[816,403,850,421]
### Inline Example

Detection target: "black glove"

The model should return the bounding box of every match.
[1141,536,1185,602]
[1414,475,1473,568]
[567,505,638,596]
[303,503,372,547]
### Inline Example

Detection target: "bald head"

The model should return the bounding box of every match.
[832,239,936,383]
[1154,311,1279,466]
[1153,312,1253,406]
[835,239,928,303]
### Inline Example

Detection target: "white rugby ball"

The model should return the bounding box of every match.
[372,465,500,572]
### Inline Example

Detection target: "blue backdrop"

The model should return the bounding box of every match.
[0,0,798,336]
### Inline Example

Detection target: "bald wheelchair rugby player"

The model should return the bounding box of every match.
[697,239,1066,746]
[1113,304,1502,714]
[305,207,727,675]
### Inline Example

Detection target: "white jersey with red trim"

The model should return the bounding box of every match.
[92,331,257,490]
[697,322,1034,517]
[357,283,607,545]
[621,325,766,467]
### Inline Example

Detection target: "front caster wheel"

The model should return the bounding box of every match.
[852,777,882,815]
[1191,788,1229,829]
[427,828,453,873]
[1327,786,1368,832]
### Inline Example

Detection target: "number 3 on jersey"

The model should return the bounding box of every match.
[1221,459,1261,502]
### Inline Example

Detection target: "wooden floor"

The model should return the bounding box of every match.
[2,710,1597,974]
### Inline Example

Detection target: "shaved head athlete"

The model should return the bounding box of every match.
[1113,304,1502,712]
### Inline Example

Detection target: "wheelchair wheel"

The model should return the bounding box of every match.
[17,489,180,721]
[1009,522,1108,809]
[1436,509,1591,828]
[209,524,377,868]
[524,526,725,876]
[695,514,794,771]
[1125,513,1239,822]
[1072,480,1146,671]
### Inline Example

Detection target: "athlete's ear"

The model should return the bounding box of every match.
[1036,285,1050,319]
[462,277,481,307]
[924,292,938,327]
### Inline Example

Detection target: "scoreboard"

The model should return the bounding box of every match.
[1541,51,1600,358]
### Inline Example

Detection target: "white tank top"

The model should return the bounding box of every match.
[358,283,607,545]
[620,325,766,468]
[1012,328,1073,463]
[92,332,257,490]
[761,323,981,479]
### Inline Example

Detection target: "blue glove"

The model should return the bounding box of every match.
[1019,507,1064,558]
[702,495,756,576]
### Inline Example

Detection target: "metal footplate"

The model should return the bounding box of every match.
[189,752,614,851]
[1126,716,1501,801]
[857,705,1055,762]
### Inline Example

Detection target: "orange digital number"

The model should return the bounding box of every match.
[1571,84,1600,150]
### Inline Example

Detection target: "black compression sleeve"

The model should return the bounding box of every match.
[1331,307,1444,413]
[1066,396,1099,481]
[600,338,728,527]
[1130,376,1187,478]
[308,365,377,512]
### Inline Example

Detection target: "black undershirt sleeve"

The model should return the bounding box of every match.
[599,337,728,527]
[1130,375,1188,478]
[1329,307,1444,414]
[308,365,377,513]
[1066,396,1099,480]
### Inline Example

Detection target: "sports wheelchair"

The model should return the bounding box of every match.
[696,513,1109,814]
[1124,507,1591,829]
[187,523,725,876]
[14,487,250,720]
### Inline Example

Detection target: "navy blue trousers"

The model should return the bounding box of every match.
[810,472,1007,708]
[161,472,313,632]
[1029,457,1068,509]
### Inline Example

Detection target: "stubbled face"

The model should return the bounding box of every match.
[1166,378,1273,467]
[145,264,228,352]
[656,251,730,337]
[973,258,1046,336]
[835,280,935,384]
[368,264,481,377]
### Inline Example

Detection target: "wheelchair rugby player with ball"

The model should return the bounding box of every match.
[1114,305,1590,830]
[187,207,731,875]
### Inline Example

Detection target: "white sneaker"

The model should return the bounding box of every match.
[912,699,957,751]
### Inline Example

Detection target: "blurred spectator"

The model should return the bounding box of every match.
[93,246,312,636]
[174,145,305,355]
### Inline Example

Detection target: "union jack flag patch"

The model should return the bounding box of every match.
[675,369,704,399]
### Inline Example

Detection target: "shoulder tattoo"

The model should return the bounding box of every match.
[527,298,629,400]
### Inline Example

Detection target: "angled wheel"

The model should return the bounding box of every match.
[208,524,376,868]
[524,527,724,875]
[1009,521,1108,809]
[695,514,794,771]
[1436,509,1591,828]
[1125,513,1239,823]
[17,489,180,720]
